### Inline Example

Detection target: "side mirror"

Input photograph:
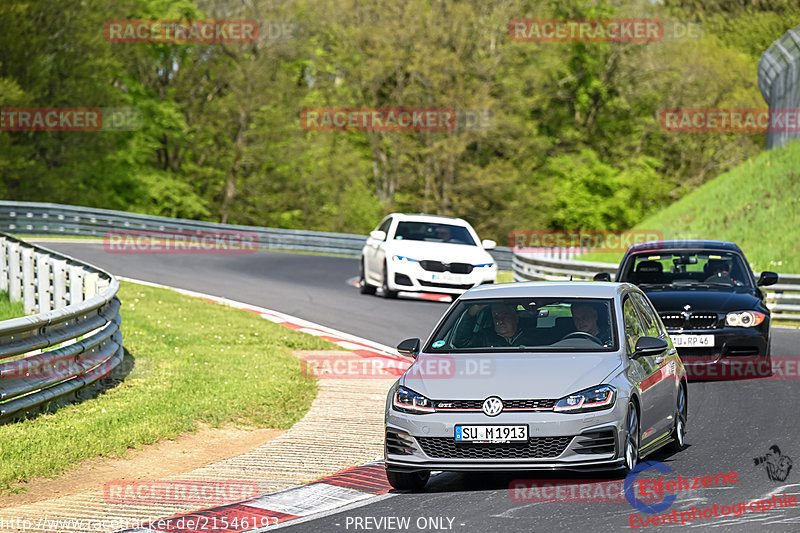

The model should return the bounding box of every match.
[594,272,612,282]
[397,338,421,358]
[369,230,387,241]
[757,271,778,287]
[632,336,668,359]
[481,239,496,250]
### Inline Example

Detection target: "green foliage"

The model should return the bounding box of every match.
[580,139,800,272]
[0,0,789,241]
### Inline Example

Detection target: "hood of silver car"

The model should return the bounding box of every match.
[400,351,623,401]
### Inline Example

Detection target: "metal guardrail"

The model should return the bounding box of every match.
[758,24,800,149]
[0,201,514,270]
[512,250,800,324]
[0,233,122,424]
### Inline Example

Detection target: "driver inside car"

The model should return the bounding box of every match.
[569,302,612,347]
[453,302,539,348]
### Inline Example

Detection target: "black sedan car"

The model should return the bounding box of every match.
[596,240,778,378]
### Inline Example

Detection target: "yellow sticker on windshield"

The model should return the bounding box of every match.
[647,256,661,260]
[709,255,722,259]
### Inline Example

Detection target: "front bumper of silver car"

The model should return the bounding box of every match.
[385,399,628,473]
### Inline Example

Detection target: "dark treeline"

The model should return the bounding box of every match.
[0,0,796,242]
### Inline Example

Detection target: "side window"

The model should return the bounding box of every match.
[377,218,392,240]
[632,293,662,338]
[623,297,646,354]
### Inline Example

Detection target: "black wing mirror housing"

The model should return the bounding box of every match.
[397,338,421,358]
[632,336,668,359]
[757,271,778,287]
[594,272,612,282]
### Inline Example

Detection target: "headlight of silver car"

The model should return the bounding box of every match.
[554,385,616,413]
[392,386,435,414]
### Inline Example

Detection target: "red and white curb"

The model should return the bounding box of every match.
[116,462,397,532]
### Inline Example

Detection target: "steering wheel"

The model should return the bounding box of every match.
[561,331,603,345]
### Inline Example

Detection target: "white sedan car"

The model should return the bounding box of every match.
[359,214,497,298]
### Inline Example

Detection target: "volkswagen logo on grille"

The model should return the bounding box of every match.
[482,396,503,417]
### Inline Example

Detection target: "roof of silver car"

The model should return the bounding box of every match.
[460,281,633,299]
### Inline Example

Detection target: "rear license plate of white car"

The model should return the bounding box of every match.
[671,335,715,347]
[455,425,528,443]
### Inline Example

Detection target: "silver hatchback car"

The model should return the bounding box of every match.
[384,282,687,490]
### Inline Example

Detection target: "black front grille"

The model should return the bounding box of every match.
[394,273,413,286]
[433,399,557,411]
[573,430,616,455]
[420,260,447,272]
[419,261,474,274]
[448,263,474,274]
[417,436,573,459]
[689,313,718,329]
[418,280,473,290]
[659,312,720,330]
[660,314,684,329]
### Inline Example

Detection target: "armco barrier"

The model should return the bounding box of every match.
[0,201,514,270]
[0,232,122,424]
[512,249,800,324]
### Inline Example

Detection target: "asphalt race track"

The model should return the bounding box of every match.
[46,244,800,532]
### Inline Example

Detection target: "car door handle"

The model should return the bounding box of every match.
[654,356,665,365]
[668,349,677,355]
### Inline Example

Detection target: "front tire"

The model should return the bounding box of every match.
[359,259,376,295]
[382,262,398,299]
[666,384,687,453]
[386,470,429,491]
[622,402,640,474]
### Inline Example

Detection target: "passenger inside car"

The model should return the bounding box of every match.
[453,303,540,348]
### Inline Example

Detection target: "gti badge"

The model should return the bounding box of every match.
[482,396,503,417]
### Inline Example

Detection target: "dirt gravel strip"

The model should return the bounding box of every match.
[0,280,408,533]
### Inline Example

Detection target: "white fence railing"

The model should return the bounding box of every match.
[0,233,122,424]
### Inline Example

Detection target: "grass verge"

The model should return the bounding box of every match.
[579,140,800,272]
[0,281,339,494]
[0,291,25,321]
